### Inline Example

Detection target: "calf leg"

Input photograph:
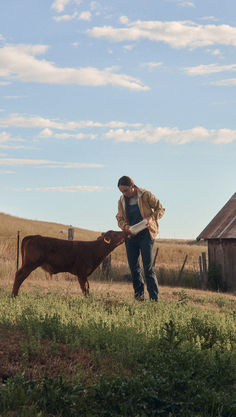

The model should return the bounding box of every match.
[77,276,89,296]
[12,264,37,297]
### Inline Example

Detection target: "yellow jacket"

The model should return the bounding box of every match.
[116,188,165,239]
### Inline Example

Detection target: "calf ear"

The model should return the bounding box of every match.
[104,238,111,244]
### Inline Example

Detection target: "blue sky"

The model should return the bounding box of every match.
[0,0,235,239]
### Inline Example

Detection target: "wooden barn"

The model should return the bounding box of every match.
[197,192,236,291]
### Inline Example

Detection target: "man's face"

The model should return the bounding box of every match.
[119,185,135,198]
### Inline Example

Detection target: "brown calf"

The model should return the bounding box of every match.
[12,230,128,297]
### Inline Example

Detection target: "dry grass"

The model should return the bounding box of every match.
[0,211,207,269]
[1,269,235,309]
[0,212,99,241]
[0,210,214,296]
[106,238,207,272]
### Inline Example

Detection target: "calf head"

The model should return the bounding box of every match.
[101,230,129,248]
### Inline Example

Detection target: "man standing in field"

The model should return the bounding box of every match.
[116,176,165,301]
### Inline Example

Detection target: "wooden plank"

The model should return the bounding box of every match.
[199,255,203,279]
[201,252,208,289]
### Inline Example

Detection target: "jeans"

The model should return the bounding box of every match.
[125,229,159,301]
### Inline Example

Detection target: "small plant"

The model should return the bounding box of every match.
[161,320,183,348]
[19,334,42,362]
[174,289,190,304]
[0,375,83,417]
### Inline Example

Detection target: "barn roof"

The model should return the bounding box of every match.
[197,192,236,240]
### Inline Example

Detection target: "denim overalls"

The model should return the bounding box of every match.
[125,198,159,301]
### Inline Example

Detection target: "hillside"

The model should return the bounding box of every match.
[0,211,205,245]
[0,212,99,241]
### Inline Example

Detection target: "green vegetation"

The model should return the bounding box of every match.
[0,290,235,417]
[0,212,235,416]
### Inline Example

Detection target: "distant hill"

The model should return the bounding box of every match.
[0,212,207,280]
[0,211,205,247]
[0,212,99,241]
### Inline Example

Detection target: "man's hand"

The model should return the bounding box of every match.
[124,224,133,237]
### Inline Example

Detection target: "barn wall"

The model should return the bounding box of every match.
[208,239,236,290]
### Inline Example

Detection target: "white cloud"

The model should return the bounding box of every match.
[1,113,235,145]
[120,16,129,25]
[184,63,236,75]
[0,131,14,143]
[200,16,219,22]
[79,11,91,21]
[0,144,27,149]
[0,158,104,168]
[206,49,222,57]
[51,0,71,13]
[0,131,26,149]
[179,1,195,8]
[106,126,209,144]
[105,126,236,144]
[0,44,148,90]
[122,44,134,51]
[0,113,142,130]
[53,12,78,21]
[0,114,69,130]
[214,128,236,143]
[88,20,236,49]
[21,185,104,192]
[54,132,86,139]
[211,49,221,56]
[0,44,49,78]
[39,128,54,137]
[213,78,236,86]
[90,1,100,12]
[38,128,88,139]
[141,62,163,70]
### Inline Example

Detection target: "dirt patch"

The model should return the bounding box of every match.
[0,325,95,383]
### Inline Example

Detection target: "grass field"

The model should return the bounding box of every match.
[0,211,208,293]
[0,287,235,417]
[0,212,235,416]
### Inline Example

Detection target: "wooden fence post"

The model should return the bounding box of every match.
[16,231,20,271]
[68,227,74,241]
[178,254,188,280]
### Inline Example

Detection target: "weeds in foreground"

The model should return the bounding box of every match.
[0,290,235,417]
